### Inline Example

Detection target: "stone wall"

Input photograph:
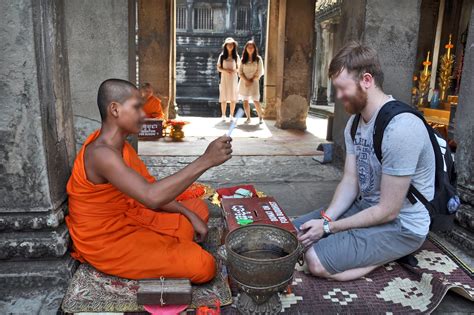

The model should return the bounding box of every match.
[0,0,77,311]
[330,0,366,164]
[454,5,474,202]
[331,0,421,163]
[364,0,421,104]
[64,0,130,150]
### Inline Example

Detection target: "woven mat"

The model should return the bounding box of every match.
[220,236,474,314]
[61,216,232,313]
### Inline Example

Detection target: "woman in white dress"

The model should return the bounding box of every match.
[238,40,264,124]
[217,37,240,121]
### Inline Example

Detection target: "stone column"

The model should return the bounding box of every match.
[364,0,421,104]
[0,0,77,311]
[275,0,316,130]
[138,0,176,119]
[169,0,178,118]
[65,0,130,150]
[310,21,323,105]
[263,0,283,119]
[325,21,337,103]
[226,0,237,32]
[186,1,193,32]
[330,0,421,163]
[454,6,474,215]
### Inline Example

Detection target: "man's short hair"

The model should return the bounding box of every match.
[97,79,137,121]
[328,41,384,89]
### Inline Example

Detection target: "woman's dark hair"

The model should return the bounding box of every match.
[241,40,259,64]
[220,42,238,68]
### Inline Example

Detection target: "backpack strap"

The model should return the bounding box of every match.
[373,100,425,162]
[350,114,361,142]
[373,100,430,206]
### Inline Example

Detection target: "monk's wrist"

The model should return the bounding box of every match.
[195,155,212,170]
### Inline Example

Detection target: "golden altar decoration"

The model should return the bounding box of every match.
[438,35,455,102]
[417,51,431,107]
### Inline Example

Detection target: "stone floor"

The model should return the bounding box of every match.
[143,154,474,313]
[2,134,473,313]
[2,156,473,313]
[139,116,328,156]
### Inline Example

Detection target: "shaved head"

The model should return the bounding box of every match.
[140,82,152,89]
[97,79,138,121]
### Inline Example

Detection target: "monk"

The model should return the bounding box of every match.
[66,79,232,283]
[140,82,165,119]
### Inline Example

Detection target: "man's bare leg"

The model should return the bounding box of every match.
[305,247,379,281]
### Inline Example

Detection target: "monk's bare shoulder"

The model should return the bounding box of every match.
[84,143,123,184]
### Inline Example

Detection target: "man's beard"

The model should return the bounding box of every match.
[343,85,368,115]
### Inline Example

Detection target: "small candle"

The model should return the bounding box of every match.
[423,51,431,76]
[446,34,453,59]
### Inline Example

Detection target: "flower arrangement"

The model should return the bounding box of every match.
[164,120,189,141]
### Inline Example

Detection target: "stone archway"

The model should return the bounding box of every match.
[135,0,317,130]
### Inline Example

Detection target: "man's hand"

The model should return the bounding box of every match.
[187,212,209,243]
[297,219,325,248]
[202,136,232,167]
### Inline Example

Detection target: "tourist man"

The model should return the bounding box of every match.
[294,42,434,281]
[140,82,165,119]
[66,79,232,283]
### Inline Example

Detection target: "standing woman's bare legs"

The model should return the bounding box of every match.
[243,100,251,122]
[254,101,264,124]
[230,102,236,119]
[221,102,228,120]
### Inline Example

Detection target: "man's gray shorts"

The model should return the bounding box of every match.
[293,199,426,274]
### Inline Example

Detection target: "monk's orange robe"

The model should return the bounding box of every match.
[143,95,165,119]
[65,130,216,283]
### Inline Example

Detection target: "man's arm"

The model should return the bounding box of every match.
[298,172,410,247]
[91,136,232,209]
[325,153,359,220]
[330,173,411,233]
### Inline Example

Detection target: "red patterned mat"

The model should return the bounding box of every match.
[220,237,474,314]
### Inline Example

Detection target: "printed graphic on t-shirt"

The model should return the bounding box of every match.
[354,131,378,196]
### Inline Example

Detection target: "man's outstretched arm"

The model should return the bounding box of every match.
[91,136,232,209]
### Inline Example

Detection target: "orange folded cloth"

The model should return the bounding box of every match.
[66,130,216,283]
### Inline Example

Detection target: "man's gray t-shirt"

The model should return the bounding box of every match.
[344,97,435,236]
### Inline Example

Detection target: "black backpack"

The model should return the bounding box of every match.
[350,100,460,231]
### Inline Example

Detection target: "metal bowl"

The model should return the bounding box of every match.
[223,224,303,290]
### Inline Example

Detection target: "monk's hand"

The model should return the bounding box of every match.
[203,136,232,167]
[188,213,208,243]
[297,219,324,248]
